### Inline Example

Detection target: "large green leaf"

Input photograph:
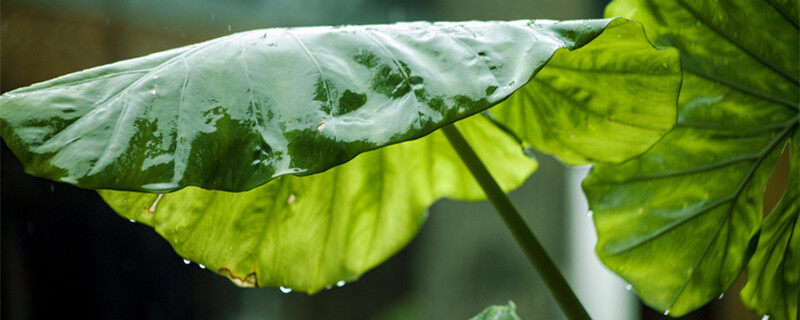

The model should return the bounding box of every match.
[741,133,799,320]
[0,18,670,193]
[585,0,799,317]
[485,15,680,165]
[99,114,537,292]
[469,301,521,320]
[2,17,681,293]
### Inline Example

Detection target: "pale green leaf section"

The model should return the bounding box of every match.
[469,301,521,320]
[485,17,680,165]
[741,133,799,320]
[585,0,799,317]
[99,115,537,292]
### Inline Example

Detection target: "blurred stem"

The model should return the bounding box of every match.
[441,124,591,320]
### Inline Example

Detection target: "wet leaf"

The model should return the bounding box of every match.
[0,18,674,192]
[585,0,799,317]
[1,18,681,293]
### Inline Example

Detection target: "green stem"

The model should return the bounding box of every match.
[442,124,591,320]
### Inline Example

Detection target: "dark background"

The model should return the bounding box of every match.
[1,0,764,319]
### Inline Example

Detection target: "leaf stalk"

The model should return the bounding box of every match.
[441,124,591,320]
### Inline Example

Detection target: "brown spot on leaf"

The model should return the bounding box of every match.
[219,267,258,288]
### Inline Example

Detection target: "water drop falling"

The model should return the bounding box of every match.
[663,309,670,316]
[718,293,724,299]
[228,25,232,32]
[199,264,206,269]
[49,183,54,193]
[183,259,191,265]
[336,280,346,287]
[279,286,292,294]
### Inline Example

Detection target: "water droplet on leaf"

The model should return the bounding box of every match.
[287,193,296,204]
[663,309,670,316]
[280,286,292,293]
[336,280,346,287]
[183,259,191,265]
[199,264,206,269]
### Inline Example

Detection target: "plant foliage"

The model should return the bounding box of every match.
[584,0,799,317]
[0,17,680,293]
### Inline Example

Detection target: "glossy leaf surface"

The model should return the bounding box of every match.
[99,115,537,292]
[0,18,656,193]
[2,17,681,293]
[585,0,799,317]
[469,301,521,320]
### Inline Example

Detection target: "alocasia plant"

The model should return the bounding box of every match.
[584,0,799,319]
[0,12,683,320]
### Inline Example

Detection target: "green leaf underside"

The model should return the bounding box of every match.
[486,14,680,166]
[99,114,537,292]
[469,301,522,320]
[586,0,799,317]
[2,17,650,193]
[741,133,799,320]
